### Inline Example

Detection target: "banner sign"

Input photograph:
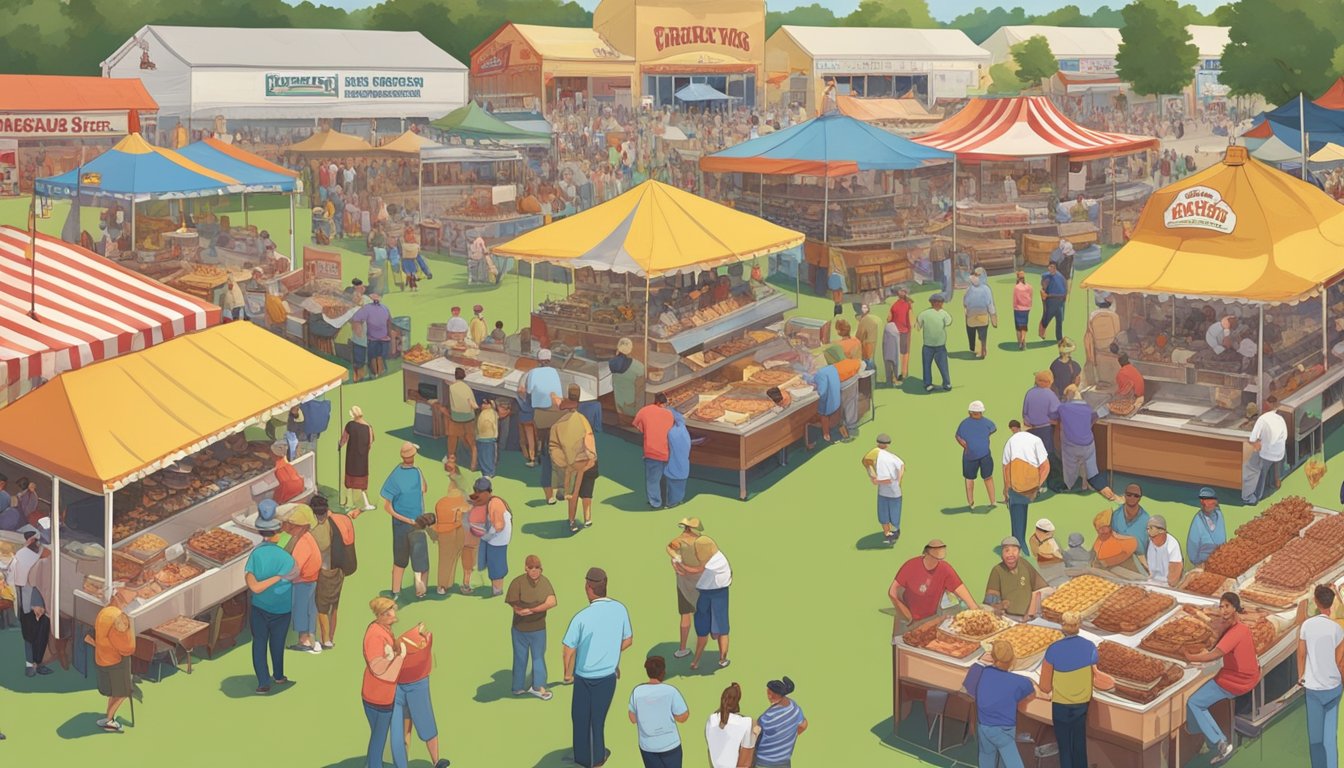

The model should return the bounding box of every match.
[653,26,751,53]
[265,73,339,98]
[1164,186,1236,234]
[0,112,129,138]
[264,73,425,100]
[475,44,512,75]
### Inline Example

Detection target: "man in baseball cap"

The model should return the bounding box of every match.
[866,432,905,545]
[985,535,1047,618]
[956,400,998,510]
[1188,487,1226,567]
[889,539,978,638]
[916,291,953,392]
[563,566,633,767]
[13,524,52,676]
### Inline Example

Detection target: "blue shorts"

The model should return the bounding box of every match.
[352,342,367,367]
[1013,310,1030,330]
[291,580,317,634]
[482,543,508,581]
[394,677,438,741]
[517,396,535,425]
[694,586,730,637]
[827,272,845,292]
[962,454,994,480]
[367,338,388,361]
[878,496,903,527]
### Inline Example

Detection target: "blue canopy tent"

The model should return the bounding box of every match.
[177,137,300,258]
[675,83,732,103]
[700,112,957,295]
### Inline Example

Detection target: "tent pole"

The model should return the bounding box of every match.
[643,271,651,405]
[50,476,60,639]
[758,173,764,218]
[243,192,249,227]
[1301,93,1308,182]
[103,490,114,606]
[337,386,344,505]
[289,192,296,265]
[822,177,830,243]
[131,199,137,252]
[1324,291,1330,372]
[952,156,959,269]
[1257,306,1265,411]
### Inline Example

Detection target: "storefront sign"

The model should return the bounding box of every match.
[1164,186,1236,234]
[475,44,512,75]
[814,59,932,74]
[653,26,751,53]
[265,73,339,98]
[342,75,425,100]
[1078,58,1117,75]
[0,112,129,138]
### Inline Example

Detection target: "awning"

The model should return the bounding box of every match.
[286,129,375,155]
[701,112,953,176]
[836,95,940,123]
[1312,143,1344,163]
[431,101,551,145]
[1318,78,1344,110]
[0,75,158,113]
[1082,146,1344,304]
[493,180,803,276]
[34,133,244,202]
[0,321,345,493]
[915,96,1158,161]
[0,226,219,395]
[675,83,732,102]
[1250,134,1302,163]
[176,137,298,193]
[379,129,442,155]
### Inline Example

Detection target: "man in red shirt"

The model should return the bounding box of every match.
[633,392,676,509]
[1183,592,1261,764]
[888,287,914,382]
[392,620,448,768]
[888,539,979,638]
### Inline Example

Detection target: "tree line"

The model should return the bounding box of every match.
[0,0,1340,106]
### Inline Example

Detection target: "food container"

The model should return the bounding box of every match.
[116,534,170,565]
[645,352,682,384]
[940,611,1013,643]
[427,323,449,342]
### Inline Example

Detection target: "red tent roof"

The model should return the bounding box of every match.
[0,227,218,393]
[1316,78,1344,110]
[0,75,158,113]
[915,96,1158,161]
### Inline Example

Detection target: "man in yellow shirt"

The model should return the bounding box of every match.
[89,590,137,732]
[476,399,499,479]
[468,304,488,346]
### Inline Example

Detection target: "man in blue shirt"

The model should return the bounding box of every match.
[664,411,692,508]
[245,504,297,694]
[381,442,429,600]
[1111,483,1151,553]
[627,655,689,767]
[955,400,997,509]
[1038,262,1068,342]
[1186,487,1227,567]
[521,349,566,502]
[563,567,633,768]
[964,639,1038,768]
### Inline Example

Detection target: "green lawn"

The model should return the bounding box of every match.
[0,197,1328,767]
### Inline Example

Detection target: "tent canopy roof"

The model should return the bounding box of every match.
[380,130,442,154]
[34,133,244,201]
[0,75,157,112]
[176,137,298,192]
[1082,146,1344,303]
[700,112,953,176]
[1250,134,1302,163]
[984,26,1121,59]
[0,321,345,493]
[675,83,731,102]
[1186,25,1230,59]
[286,129,374,155]
[915,96,1158,161]
[1312,143,1344,163]
[836,95,940,123]
[108,25,465,71]
[492,180,803,276]
[431,102,552,145]
[776,25,989,61]
[1317,78,1344,110]
[506,24,634,61]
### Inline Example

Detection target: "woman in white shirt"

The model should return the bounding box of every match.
[705,682,754,768]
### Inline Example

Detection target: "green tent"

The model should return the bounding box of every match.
[430,102,552,145]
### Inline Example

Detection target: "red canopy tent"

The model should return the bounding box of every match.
[914,96,1158,161]
[0,226,219,402]
[1317,78,1344,110]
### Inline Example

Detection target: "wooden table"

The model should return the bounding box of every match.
[146,616,211,675]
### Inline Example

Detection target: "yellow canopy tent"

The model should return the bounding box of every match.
[493,179,804,275]
[287,129,374,155]
[0,321,346,493]
[1083,146,1344,303]
[836,95,941,124]
[1311,143,1344,164]
[380,129,442,155]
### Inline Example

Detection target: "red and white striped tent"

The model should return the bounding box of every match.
[0,226,220,403]
[915,96,1159,162]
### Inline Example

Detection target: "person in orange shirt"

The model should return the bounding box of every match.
[363,598,408,768]
[281,504,323,654]
[88,589,136,732]
[1114,353,1145,401]
[835,319,862,362]
[271,442,305,504]
[432,455,473,595]
[1090,509,1138,569]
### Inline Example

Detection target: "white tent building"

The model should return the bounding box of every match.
[102,26,468,144]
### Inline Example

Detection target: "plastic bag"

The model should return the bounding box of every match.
[1306,457,1327,489]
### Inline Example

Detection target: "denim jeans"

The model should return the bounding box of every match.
[977,723,1023,768]
[391,677,437,767]
[512,627,548,692]
[1040,299,1065,341]
[1007,491,1030,546]
[573,673,618,767]
[645,458,667,507]
[921,344,949,388]
[1242,452,1280,504]
[641,745,684,768]
[1052,702,1089,768]
[363,701,394,768]
[665,476,688,506]
[249,606,289,687]
[1187,679,1236,747]
[1307,685,1342,768]
[478,438,498,478]
[285,430,299,461]
[415,253,433,278]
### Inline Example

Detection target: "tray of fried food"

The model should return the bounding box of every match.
[1185,604,1294,655]
[1305,513,1344,547]
[1138,610,1218,661]
[154,560,205,588]
[1178,569,1235,598]
[942,609,1014,642]
[1097,641,1184,702]
[979,625,1064,671]
[1041,574,1121,623]
[185,527,253,566]
[1239,580,1312,610]
[1253,537,1344,592]
[900,618,982,659]
[117,533,170,564]
[1090,587,1177,635]
[1203,538,1274,580]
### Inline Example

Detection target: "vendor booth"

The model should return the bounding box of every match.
[1080,145,1344,490]
[700,112,955,300]
[0,226,219,405]
[0,322,343,660]
[419,145,541,260]
[915,96,1159,270]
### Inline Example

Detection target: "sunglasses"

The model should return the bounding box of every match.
[1125,492,1142,498]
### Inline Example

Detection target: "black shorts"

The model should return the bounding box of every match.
[577,461,600,499]
[962,454,994,480]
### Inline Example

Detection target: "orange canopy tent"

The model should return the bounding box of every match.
[915,96,1158,161]
[1317,78,1344,110]
[835,95,940,124]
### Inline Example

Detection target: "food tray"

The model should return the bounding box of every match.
[184,526,256,568]
[1040,574,1121,623]
[900,619,983,660]
[1087,588,1177,636]
[1239,579,1313,609]
[1138,613,1217,662]
[940,610,1014,643]
[116,533,170,564]
[980,624,1063,671]
[1177,569,1235,598]
[1096,641,1171,692]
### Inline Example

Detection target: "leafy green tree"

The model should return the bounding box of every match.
[1031,4,1088,25]
[1013,35,1059,87]
[1116,0,1198,103]
[766,4,839,38]
[1219,0,1344,103]
[842,0,937,28]
[945,6,1030,44]
[989,61,1026,94]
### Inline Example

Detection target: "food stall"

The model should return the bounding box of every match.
[700,113,955,300]
[419,145,542,257]
[476,179,827,499]
[915,97,1158,269]
[1080,145,1344,490]
[893,495,1330,768]
[0,322,344,649]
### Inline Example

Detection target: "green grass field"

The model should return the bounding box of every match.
[0,197,1328,767]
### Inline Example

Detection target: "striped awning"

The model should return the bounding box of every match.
[915,96,1159,161]
[0,226,220,396]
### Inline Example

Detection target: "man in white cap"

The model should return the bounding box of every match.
[1002,420,1049,546]
[984,536,1047,619]
[869,433,905,545]
[955,401,997,510]
[1140,515,1183,588]
[446,306,469,338]
[13,524,52,677]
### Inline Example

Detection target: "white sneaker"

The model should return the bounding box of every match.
[308,643,323,655]
[363,504,376,511]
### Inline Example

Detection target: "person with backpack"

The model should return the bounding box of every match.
[311,495,356,650]
[1001,420,1050,546]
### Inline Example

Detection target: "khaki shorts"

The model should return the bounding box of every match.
[316,568,345,614]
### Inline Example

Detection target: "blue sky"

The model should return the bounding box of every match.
[298,0,1224,22]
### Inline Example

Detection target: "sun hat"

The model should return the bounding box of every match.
[1198,487,1218,500]
[968,400,986,413]
[924,539,946,551]
[677,517,704,532]
[1000,536,1021,548]
[1035,519,1055,533]
[278,503,316,527]
[539,348,553,361]
[1149,515,1168,531]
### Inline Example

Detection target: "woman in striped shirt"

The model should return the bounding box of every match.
[754,676,807,767]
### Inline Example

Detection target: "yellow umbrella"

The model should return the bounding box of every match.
[380,130,441,155]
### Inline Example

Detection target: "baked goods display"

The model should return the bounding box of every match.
[121,533,168,560]
[990,624,1063,663]
[1097,640,1167,685]
[1255,537,1344,591]
[1204,496,1321,580]
[186,527,253,564]
[693,403,726,421]
[1306,514,1344,547]
[402,344,434,365]
[1203,539,1266,579]
[948,609,1011,640]
[1179,570,1231,597]
[1042,575,1121,621]
[154,561,205,588]
[1090,586,1176,634]
[902,621,981,659]
[1139,614,1218,659]
[480,362,508,379]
